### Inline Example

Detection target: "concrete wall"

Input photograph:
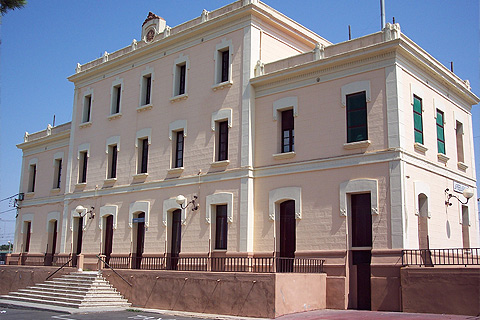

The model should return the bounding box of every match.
[0,266,77,295]
[401,267,480,316]
[103,269,326,318]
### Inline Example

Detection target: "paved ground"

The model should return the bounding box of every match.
[0,306,477,320]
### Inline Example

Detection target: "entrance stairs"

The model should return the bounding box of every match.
[0,271,131,313]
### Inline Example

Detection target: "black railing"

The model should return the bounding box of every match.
[46,257,73,281]
[96,255,132,287]
[107,256,324,273]
[402,248,479,266]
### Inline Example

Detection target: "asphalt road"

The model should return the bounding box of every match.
[0,307,209,320]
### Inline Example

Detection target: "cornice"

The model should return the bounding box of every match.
[16,130,70,151]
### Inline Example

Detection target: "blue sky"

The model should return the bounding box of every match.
[0,1,478,245]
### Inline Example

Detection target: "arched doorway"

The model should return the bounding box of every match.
[417,193,431,265]
[169,209,182,270]
[132,212,145,269]
[278,200,295,272]
[103,215,114,264]
[72,217,83,267]
[45,220,57,266]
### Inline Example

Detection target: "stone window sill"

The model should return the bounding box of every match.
[273,152,296,160]
[167,167,184,175]
[133,173,148,179]
[170,94,188,103]
[457,162,468,171]
[79,121,92,129]
[414,142,428,153]
[343,140,371,150]
[212,81,233,91]
[210,160,230,167]
[137,104,153,113]
[75,182,86,188]
[108,113,122,121]
[437,153,449,164]
[50,188,61,194]
[104,178,117,184]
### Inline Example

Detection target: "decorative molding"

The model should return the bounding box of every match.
[343,140,371,150]
[414,143,428,154]
[169,93,188,103]
[99,205,118,230]
[70,209,88,231]
[457,162,468,171]
[46,211,60,232]
[210,160,230,168]
[272,152,296,160]
[414,181,431,218]
[167,167,184,175]
[273,96,298,120]
[105,136,120,153]
[269,187,302,220]
[135,128,152,146]
[163,198,186,226]
[339,179,378,216]
[78,122,92,129]
[136,104,152,112]
[341,80,371,107]
[212,81,233,91]
[211,109,233,131]
[169,120,187,140]
[129,201,150,228]
[206,193,234,224]
[437,153,450,164]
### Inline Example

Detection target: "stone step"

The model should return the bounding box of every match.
[1,271,131,311]
[17,289,124,299]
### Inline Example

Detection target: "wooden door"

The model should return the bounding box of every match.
[279,200,295,272]
[135,212,145,269]
[104,215,113,264]
[170,209,182,270]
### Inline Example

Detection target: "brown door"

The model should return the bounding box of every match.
[73,217,83,267]
[351,193,372,310]
[51,221,57,255]
[170,209,182,270]
[134,212,145,269]
[24,222,31,253]
[104,215,113,264]
[279,200,295,272]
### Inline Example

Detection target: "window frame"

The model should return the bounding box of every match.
[281,109,294,153]
[28,163,37,193]
[138,138,149,174]
[413,95,424,145]
[78,151,88,184]
[139,67,154,108]
[110,78,123,115]
[346,91,368,143]
[214,39,233,86]
[108,144,118,179]
[214,204,228,250]
[217,121,229,161]
[436,109,445,155]
[455,121,464,163]
[82,94,92,124]
[172,54,189,99]
[53,158,62,189]
[174,131,184,169]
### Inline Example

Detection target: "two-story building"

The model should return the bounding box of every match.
[12,0,478,315]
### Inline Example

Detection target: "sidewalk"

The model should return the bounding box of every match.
[275,309,478,320]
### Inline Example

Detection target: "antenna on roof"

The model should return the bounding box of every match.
[348,25,351,40]
[450,62,454,72]
[380,0,386,29]
[53,114,56,127]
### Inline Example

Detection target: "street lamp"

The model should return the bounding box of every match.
[7,241,11,254]
[445,188,474,206]
[75,205,95,219]
[176,195,199,211]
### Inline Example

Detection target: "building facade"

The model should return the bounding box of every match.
[13,0,478,311]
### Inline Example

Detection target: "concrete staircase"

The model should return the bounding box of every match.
[0,271,131,312]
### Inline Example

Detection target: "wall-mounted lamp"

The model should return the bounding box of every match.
[75,205,95,219]
[176,195,199,211]
[445,188,474,206]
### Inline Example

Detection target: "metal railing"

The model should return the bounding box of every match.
[46,257,73,281]
[402,248,479,266]
[96,255,132,287]
[107,256,324,273]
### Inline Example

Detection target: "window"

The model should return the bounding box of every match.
[215,205,228,250]
[141,75,152,106]
[172,55,189,99]
[456,121,464,163]
[346,91,367,143]
[112,85,121,114]
[174,131,184,168]
[176,63,186,96]
[217,121,228,161]
[28,164,36,192]
[413,95,423,144]
[82,95,92,123]
[281,109,294,153]
[436,109,445,154]
[214,39,233,86]
[138,138,149,174]
[78,151,88,183]
[53,159,62,189]
[220,50,229,83]
[108,145,118,179]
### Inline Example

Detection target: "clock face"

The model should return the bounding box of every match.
[146,29,155,42]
